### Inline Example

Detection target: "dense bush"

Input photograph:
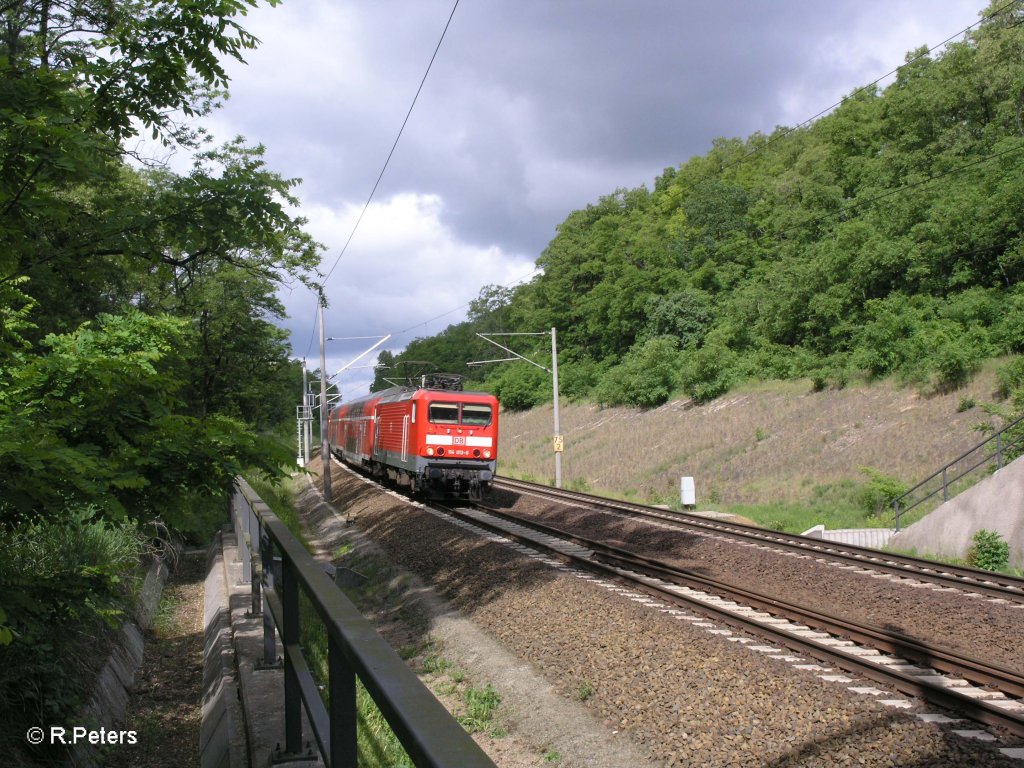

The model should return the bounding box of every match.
[678,339,737,404]
[930,328,987,392]
[990,285,1024,353]
[595,336,681,408]
[556,355,609,401]
[0,508,142,758]
[996,356,1024,401]
[966,529,1010,572]
[857,467,908,516]
[491,364,550,411]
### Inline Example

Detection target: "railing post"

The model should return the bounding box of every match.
[329,634,358,768]
[237,493,252,585]
[997,432,1003,469]
[260,528,277,667]
[942,467,948,502]
[281,558,303,756]
[893,500,901,533]
[249,506,261,616]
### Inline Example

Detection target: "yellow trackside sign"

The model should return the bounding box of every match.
[552,435,564,453]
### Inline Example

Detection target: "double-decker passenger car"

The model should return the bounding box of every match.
[328,384,498,499]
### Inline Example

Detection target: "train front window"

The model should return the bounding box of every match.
[461,404,492,426]
[428,403,459,425]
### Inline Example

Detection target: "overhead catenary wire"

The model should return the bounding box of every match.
[392,265,542,338]
[310,2,1021,364]
[320,0,461,287]
[304,0,461,358]
[326,264,542,387]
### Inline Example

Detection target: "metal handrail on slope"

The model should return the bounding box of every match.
[232,478,495,768]
[890,412,1024,531]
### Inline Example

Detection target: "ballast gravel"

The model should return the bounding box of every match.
[494,489,1024,677]
[323,465,1019,767]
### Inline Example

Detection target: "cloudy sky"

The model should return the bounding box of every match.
[190,0,985,398]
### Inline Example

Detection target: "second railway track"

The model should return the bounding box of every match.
[324,457,1024,762]
[493,475,1024,604]
[433,497,1024,739]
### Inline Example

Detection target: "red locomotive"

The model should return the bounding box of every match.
[328,382,499,499]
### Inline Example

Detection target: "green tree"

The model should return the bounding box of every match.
[0,311,291,534]
[490,364,549,411]
[367,0,1024,409]
[595,337,681,409]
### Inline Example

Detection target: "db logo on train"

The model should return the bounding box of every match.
[454,436,467,446]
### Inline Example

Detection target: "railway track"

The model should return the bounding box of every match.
[431,498,1024,739]
[493,475,1024,604]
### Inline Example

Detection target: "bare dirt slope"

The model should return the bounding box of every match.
[498,372,1004,509]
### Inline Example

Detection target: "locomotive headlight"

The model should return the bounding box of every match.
[426,447,435,456]
[483,449,492,459]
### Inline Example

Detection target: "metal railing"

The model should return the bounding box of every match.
[891,412,1024,531]
[232,478,496,768]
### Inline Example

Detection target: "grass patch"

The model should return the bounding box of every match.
[458,684,502,735]
[151,593,181,638]
[721,500,891,534]
[418,644,507,738]
[422,653,453,675]
[498,369,1004,515]
[245,471,306,544]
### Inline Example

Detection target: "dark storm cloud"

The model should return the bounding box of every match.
[199,0,982,382]
[252,1,973,254]
[219,1,980,252]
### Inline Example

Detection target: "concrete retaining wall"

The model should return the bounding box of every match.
[201,530,248,768]
[67,548,175,768]
[889,454,1024,568]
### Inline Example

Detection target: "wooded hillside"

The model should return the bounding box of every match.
[377,0,1024,413]
[0,2,319,755]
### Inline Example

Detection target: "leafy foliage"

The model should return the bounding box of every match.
[595,337,681,408]
[0,506,142,758]
[857,467,909,516]
[966,528,1010,572]
[383,2,1024,412]
[490,364,549,411]
[0,0,317,532]
[0,311,294,535]
[0,0,317,746]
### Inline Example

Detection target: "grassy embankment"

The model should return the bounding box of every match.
[497,366,1009,534]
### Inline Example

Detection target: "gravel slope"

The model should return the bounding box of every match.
[493,489,1024,676]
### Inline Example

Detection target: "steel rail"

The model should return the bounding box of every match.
[475,501,1024,696]
[437,500,1024,738]
[493,476,1024,602]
